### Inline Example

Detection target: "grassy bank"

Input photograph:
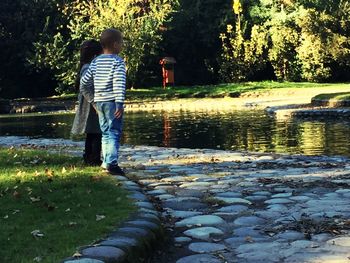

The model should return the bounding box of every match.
[48,81,350,102]
[312,92,350,101]
[0,147,135,263]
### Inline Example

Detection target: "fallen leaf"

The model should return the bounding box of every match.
[31,230,44,238]
[61,167,67,174]
[96,215,106,221]
[33,256,42,262]
[72,252,82,258]
[69,222,77,227]
[30,196,41,202]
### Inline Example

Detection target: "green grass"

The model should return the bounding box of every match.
[0,147,135,263]
[126,81,350,101]
[312,92,350,101]
[17,81,350,102]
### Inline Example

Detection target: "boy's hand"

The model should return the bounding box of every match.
[114,108,124,119]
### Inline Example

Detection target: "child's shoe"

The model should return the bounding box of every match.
[107,165,125,176]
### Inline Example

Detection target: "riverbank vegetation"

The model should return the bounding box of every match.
[0,0,349,99]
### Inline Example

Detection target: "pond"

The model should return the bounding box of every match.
[0,110,350,157]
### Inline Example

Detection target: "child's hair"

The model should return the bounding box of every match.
[100,28,122,50]
[75,39,102,91]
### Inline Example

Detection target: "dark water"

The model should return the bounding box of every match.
[1,110,350,157]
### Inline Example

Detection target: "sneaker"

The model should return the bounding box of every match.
[107,165,125,176]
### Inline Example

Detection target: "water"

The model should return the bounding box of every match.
[1,110,350,157]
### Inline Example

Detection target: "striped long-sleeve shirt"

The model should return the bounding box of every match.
[80,54,126,103]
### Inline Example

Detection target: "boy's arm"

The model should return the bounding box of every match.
[79,65,94,103]
[113,59,126,119]
[80,64,94,103]
[112,59,126,104]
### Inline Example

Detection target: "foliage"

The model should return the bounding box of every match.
[0,0,63,98]
[32,0,178,92]
[219,18,268,82]
[219,0,350,82]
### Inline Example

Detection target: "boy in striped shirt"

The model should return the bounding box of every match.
[81,28,126,175]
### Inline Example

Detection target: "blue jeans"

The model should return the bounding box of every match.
[95,101,123,169]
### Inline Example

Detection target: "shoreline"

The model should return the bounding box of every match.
[1,86,350,114]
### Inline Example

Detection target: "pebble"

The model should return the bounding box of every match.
[183,227,224,240]
[188,242,226,253]
[175,215,225,227]
[176,254,222,263]
[214,197,252,205]
[234,216,266,226]
[264,198,294,205]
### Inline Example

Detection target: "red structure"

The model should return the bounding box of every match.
[160,57,176,89]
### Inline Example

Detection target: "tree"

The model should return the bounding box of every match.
[219,0,268,82]
[0,0,64,98]
[32,0,178,93]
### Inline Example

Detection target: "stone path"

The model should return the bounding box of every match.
[119,146,350,263]
[2,136,350,262]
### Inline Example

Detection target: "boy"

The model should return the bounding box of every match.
[81,28,126,176]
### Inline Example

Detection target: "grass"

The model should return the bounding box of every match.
[0,147,135,263]
[43,81,350,102]
[312,92,350,101]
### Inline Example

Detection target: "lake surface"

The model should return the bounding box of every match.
[0,110,350,157]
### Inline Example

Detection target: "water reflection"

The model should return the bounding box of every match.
[0,111,350,157]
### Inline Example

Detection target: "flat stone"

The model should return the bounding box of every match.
[233,226,263,238]
[128,192,148,201]
[81,246,125,261]
[236,242,285,261]
[175,236,192,243]
[179,182,213,188]
[246,195,268,201]
[253,191,272,196]
[64,259,104,263]
[214,197,252,205]
[234,216,266,226]
[225,237,268,247]
[175,215,225,227]
[311,233,333,242]
[156,194,175,200]
[265,198,294,205]
[275,231,305,241]
[125,220,158,231]
[271,193,292,198]
[188,242,226,253]
[100,236,138,247]
[267,204,289,212]
[289,196,310,202]
[327,237,350,246]
[176,254,222,263]
[184,227,224,240]
[136,201,154,209]
[336,189,350,194]
[254,211,281,219]
[116,227,149,238]
[216,192,242,198]
[163,200,207,211]
[217,205,249,214]
[148,189,167,195]
[167,210,203,219]
[176,189,205,198]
